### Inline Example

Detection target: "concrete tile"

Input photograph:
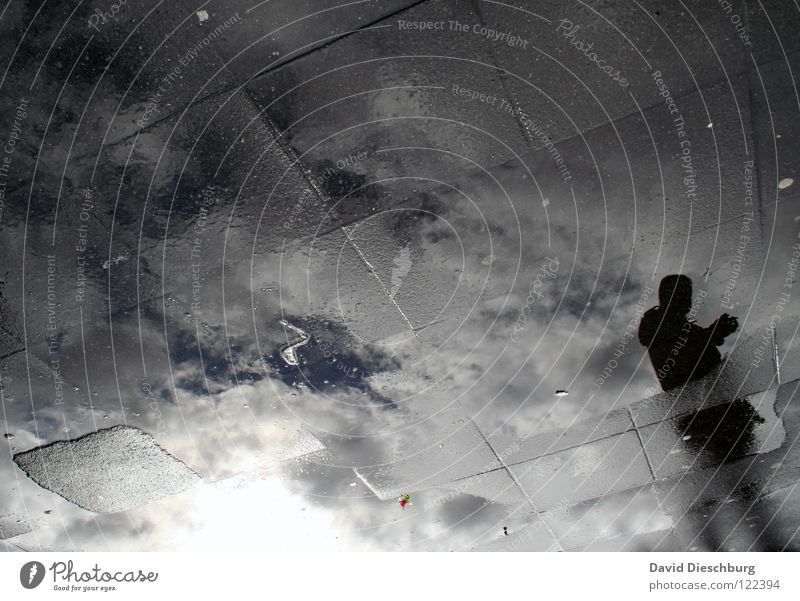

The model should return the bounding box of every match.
[92,92,328,270]
[573,529,686,551]
[670,482,800,551]
[653,380,800,522]
[483,0,750,147]
[295,66,760,446]
[274,430,326,462]
[253,227,412,345]
[246,0,530,174]
[0,1,243,169]
[774,315,800,385]
[436,467,531,512]
[508,430,653,512]
[616,86,763,286]
[640,389,785,480]
[631,381,717,431]
[631,330,778,427]
[714,326,780,398]
[490,408,634,466]
[0,213,162,350]
[0,329,23,361]
[346,211,451,328]
[13,425,200,513]
[471,513,561,551]
[186,0,422,82]
[0,350,87,444]
[0,540,26,551]
[0,291,24,358]
[82,0,243,105]
[775,377,800,436]
[67,89,363,310]
[746,1,800,65]
[324,127,651,436]
[540,484,671,551]
[748,52,800,385]
[747,51,800,220]
[0,513,38,540]
[747,53,800,343]
[655,456,800,521]
[354,412,501,500]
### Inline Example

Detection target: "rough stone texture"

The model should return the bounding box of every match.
[0,513,37,540]
[13,426,199,514]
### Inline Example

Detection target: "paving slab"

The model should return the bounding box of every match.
[748,53,800,384]
[630,331,778,428]
[508,429,653,512]
[540,483,671,551]
[0,513,38,540]
[574,529,687,552]
[670,482,800,551]
[13,425,200,513]
[481,0,751,150]
[246,0,531,177]
[436,467,531,512]
[354,411,501,500]
[640,389,785,480]
[471,512,561,551]
[491,407,634,467]
[180,0,423,83]
[745,0,800,65]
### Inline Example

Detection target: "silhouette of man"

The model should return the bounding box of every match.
[638,275,738,391]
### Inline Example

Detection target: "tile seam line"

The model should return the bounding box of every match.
[772,325,781,385]
[469,0,537,153]
[629,405,657,482]
[251,194,418,255]
[222,83,424,330]
[71,0,429,160]
[238,0,431,81]
[744,71,767,238]
[241,84,333,207]
[74,15,798,162]
[0,319,23,342]
[139,0,431,136]
[631,378,786,430]
[446,382,778,476]
[0,348,25,362]
[451,426,639,475]
[341,225,419,338]
[469,416,564,550]
[691,211,759,233]
[521,65,755,154]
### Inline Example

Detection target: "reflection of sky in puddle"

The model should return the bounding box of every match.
[1,147,787,549]
[2,0,798,551]
[264,316,403,409]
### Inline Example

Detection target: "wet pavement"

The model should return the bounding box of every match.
[0,0,799,551]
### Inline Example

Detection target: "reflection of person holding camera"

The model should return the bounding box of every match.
[638,275,738,391]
